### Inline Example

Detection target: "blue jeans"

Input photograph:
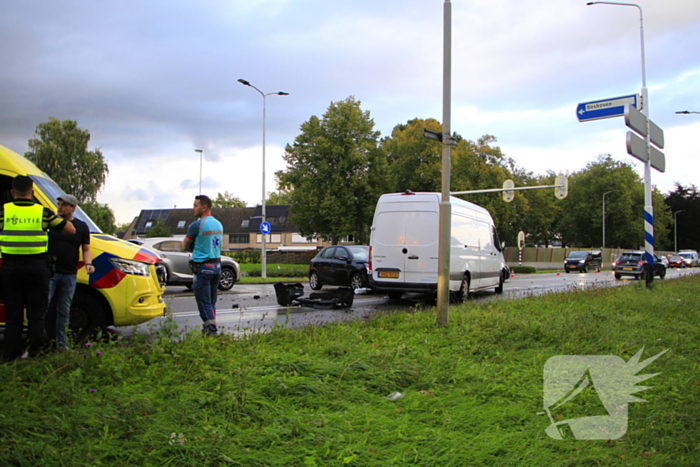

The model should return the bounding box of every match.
[47,273,77,349]
[192,262,220,335]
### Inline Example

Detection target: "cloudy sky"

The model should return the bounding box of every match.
[0,0,698,224]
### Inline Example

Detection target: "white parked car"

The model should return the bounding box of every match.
[129,237,240,291]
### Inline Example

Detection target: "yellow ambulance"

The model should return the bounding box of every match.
[0,143,165,340]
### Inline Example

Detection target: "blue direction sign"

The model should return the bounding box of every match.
[260,221,271,235]
[576,94,638,122]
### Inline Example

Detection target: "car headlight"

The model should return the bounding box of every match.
[109,257,150,276]
[579,259,585,263]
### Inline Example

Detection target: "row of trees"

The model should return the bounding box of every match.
[24,103,696,252]
[277,96,688,251]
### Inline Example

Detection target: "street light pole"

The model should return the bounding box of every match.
[602,190,617,249]
[588,2,655,281]
[195,149,203,194]
[674,210,686,252]
[238,79,289,280]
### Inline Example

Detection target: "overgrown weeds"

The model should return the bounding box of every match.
[1,276,698,466]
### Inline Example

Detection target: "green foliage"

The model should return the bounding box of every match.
[145,219,172,238]
[25,118,109,203]
[239,263,308,278]
[226,249,261,264]
[213,190,246,208]
[1,276,699,465]
[557,154,672,249]
[114,221,134,236]
[664,183,700,251]
[80,201,116,234]
[510,265,537,273]
[267,189,294,206]
[277,97,388,245]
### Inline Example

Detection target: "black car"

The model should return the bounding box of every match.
[613,251,666,280]
[309,245,370,290]
[564,250,602,273]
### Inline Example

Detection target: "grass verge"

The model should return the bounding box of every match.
[1,276,698,466]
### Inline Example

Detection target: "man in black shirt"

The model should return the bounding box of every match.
[47,194,94,351]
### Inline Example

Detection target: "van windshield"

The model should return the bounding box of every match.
[29,175,103,233]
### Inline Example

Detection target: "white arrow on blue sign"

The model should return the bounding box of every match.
[260,221,271,234]
[576,94,639,122]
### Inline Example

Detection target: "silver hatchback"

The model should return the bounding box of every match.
[130,237,240,291]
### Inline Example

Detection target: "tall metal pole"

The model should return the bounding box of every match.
[674,210,685,252]
[238,79,289,280]
[588,2,653,280]
[436,0,452,327]
[602,190,617,249]
[195,149,203,194]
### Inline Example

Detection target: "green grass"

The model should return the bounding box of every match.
[1,276,699,466]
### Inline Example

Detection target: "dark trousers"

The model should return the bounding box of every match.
[2,258,51,361]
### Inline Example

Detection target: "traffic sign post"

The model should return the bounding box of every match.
[576,94,638,122]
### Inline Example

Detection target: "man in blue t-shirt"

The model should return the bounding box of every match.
[182,195,223,335]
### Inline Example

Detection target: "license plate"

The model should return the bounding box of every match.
[379,271,399,278]
[623,267,633,271]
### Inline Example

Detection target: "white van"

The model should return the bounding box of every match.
[368,192,508,302]
[678,250,699,267]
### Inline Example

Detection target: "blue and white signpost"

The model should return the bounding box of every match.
[260,221,271,235]
[582,1,661,285]
[576,94,638,122]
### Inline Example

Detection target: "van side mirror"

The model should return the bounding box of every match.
[500,241,506,252]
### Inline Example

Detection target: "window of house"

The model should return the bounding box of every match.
[145,221,153,229]
[177,220,186,229]
[229,234,250,244]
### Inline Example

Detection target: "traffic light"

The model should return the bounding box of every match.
[503,179,515,202]
[555,175,568,199]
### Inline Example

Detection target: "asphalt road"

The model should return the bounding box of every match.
[118,267,700,338]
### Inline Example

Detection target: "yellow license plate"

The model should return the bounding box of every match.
[623,267,633,270]
[379,271,400,278]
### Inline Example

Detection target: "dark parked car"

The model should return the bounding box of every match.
[564,250,602,273]
[309,245,370,291]
[613,251,666,280]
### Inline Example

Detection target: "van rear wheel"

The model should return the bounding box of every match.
[450,276,470,304]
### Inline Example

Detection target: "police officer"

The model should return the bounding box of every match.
[0,175,75,362]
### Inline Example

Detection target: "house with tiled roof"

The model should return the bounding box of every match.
[125,205,337,251]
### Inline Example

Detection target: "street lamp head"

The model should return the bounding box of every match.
[676,111,689,114]
[277,92,289,96]
[194,149,203,153]
[237,78,251,86]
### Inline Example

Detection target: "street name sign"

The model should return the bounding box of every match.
[626,131,665,173]
[576,94,639,122]
[624,103,664,149]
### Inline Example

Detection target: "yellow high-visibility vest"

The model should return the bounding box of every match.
[0,203,48,255]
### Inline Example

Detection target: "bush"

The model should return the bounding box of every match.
[226,249,261,264]
[510,265,537,274]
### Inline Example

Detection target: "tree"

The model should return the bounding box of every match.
[664,183,700,251]
[25,118,109,203]
[555,154,672,250]
[277,97,388,244]
[81,201,116,235]
[213,191,246,208]
[381,119,522,243]
[267,189,294,206]
[144,219,172,238]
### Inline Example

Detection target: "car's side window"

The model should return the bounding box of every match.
[159,241,182,252]
[334,247,348,260]
[321,247,335,259]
